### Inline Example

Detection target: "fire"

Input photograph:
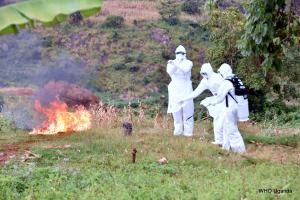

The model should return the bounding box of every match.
[30,100,92,135]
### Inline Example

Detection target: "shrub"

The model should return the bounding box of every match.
[0,115,12,132]
[102,15,124,28]
[158,0,180,25]
[112,63,126,71]
[110,31,120,42]
[161,48,173,60]
[136,53,145,63]
[125,63,140,72]
[181,0,202,15]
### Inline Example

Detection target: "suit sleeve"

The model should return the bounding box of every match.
[177,60,193,73]
[211,80,234,105]
[167,63,176,75]
[182,79,208,101]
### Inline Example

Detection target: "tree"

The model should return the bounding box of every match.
[206,8,245,67]
[0,0,102,35]
[237,0,300,75]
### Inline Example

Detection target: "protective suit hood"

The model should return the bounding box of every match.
[218,63,233,79]
[200,63,214,79]
[175,45,186,61]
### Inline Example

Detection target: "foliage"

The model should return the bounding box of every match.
[102,15,125,29]
[0,0,102,35]
[158,0,180,25]
[181,0,203,15]
[237,0,300,75]
[206,7,245,67]
[0,115,12,132]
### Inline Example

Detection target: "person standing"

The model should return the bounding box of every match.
[203,63,246,153]
[167,45,194,136]
[180,63,224,145]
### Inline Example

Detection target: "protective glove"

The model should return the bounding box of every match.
[168,60,174,65]
[200,99,211,107]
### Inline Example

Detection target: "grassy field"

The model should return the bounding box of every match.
[0,0,299,199]
[0,120,299,200]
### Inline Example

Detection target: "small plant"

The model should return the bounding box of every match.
[69,11,83,25]
[138,100,145,124]
[102,15,125,28]
[181,0,202,15]
[136,53,145,63]
[110,31,121,41]
[0,115,12,132]
[112,63,126,71]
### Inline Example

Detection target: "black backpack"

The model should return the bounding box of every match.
[226,75,248,96]
[225,75,248,107]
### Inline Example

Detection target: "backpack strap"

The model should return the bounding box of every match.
[228,92,238,104]
[226,95,228,107]
[226,93,238,108]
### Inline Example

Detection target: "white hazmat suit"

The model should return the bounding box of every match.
[181,63,224,144]
[204,63,246,154]
[167,45,194,136]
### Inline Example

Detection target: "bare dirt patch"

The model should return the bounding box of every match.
[0,144,18,165]
[246,144,300,164]
[89,0,160,24]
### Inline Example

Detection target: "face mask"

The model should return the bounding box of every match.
[175,52,185,61]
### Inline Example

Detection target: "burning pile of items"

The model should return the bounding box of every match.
[1,80,103,135]
[30,81,99,135]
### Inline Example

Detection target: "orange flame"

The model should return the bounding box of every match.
[29,100,92,135]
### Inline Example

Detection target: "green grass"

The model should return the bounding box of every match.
[243,134,300,147]
[0,122,299,199]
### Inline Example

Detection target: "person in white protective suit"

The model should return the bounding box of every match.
[167,45,194,136]
[202,63,246,154]
[180,63,224,145]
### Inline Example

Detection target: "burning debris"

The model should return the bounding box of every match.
[28,80,101,135]
[29,99,92,135]
[35,80,100,108]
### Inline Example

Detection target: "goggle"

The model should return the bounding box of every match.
[176,52,186,55]
[200,72,208,77]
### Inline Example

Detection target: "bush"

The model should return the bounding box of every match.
[136,53,145,63]
[161,48,173,60]
[0,95,4,111]
[102,15,124,28]
[0,116,12,132]
[125,63,140,72]
[112,63,126,71]
[181,0,202,15]
[158,0,180,25]
[110,31,120,42]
